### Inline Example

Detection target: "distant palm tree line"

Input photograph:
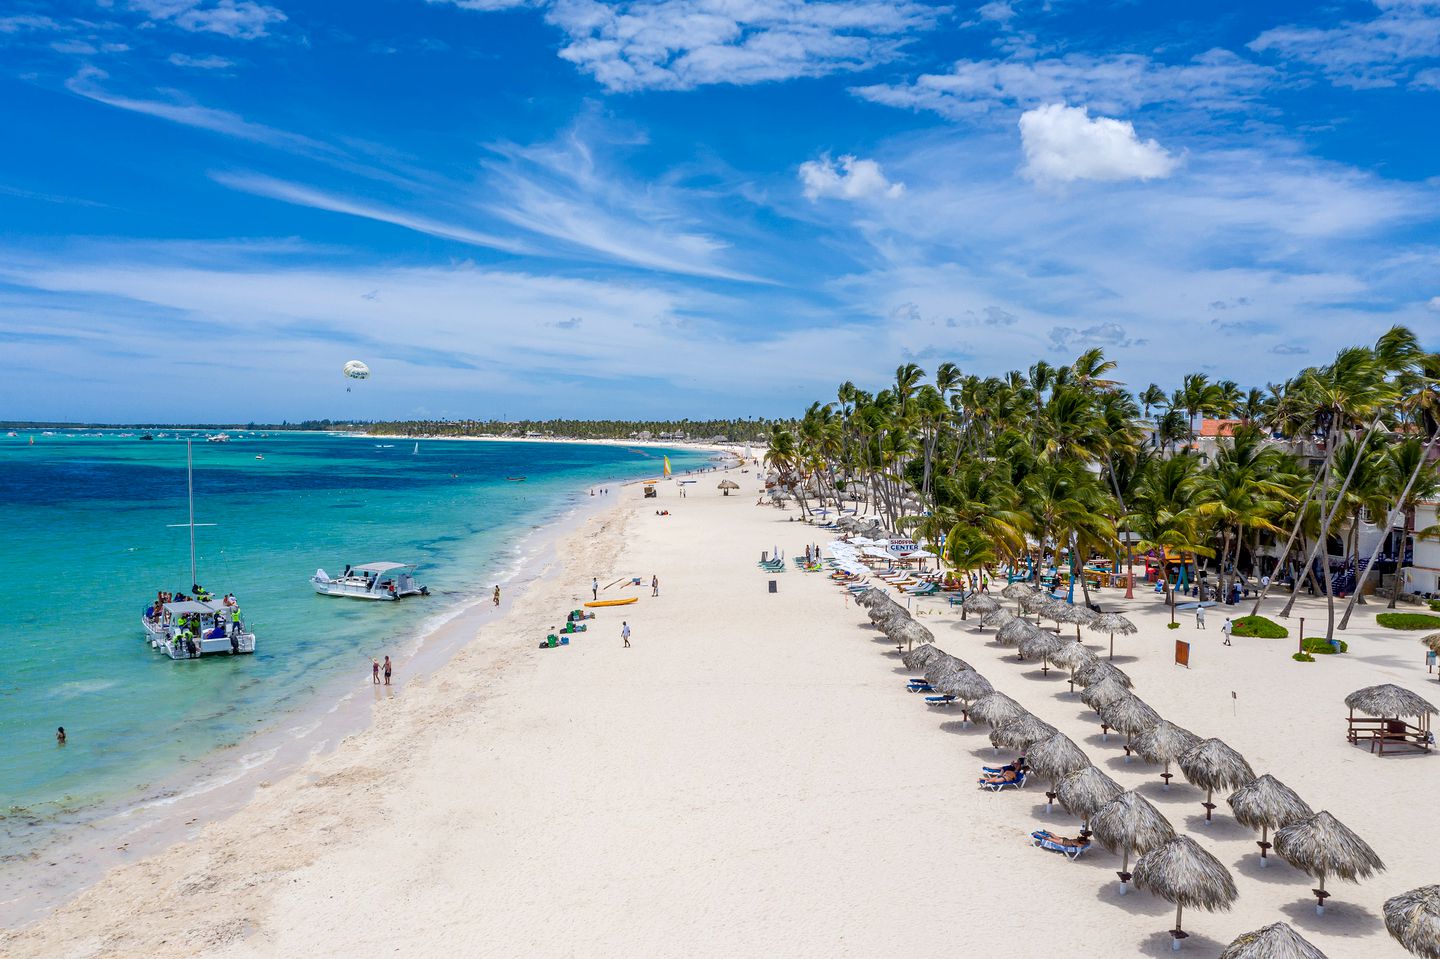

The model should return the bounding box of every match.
[370,418,774,442]
[763,326,1440,640]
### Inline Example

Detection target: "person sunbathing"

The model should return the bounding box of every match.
[1034,830,1088,847]
[978,768,1020,785]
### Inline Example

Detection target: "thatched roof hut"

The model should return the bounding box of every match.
[1421,632,1440,655]
[1179,738,1255,823]
[1026,732,1090,786]
[1099,694,1161,759]
[1274,811,1386,914]
[1384,885,1440,959]
[1090,790,1176,890]
[1227,774,1313,866]
[1089,611,1138,660]
[1081,675,1132,712]
[1219,922,1327,959]
[1133,720,1201,790]
[1056,765,1123,825]
[1132,836,1238,948]
[969,691,1028,728]
[1074,659,1133,689]
[1345,684,1437,719]
[989,714,1057,752]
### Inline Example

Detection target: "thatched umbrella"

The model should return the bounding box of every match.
[1074,659,1133,689]
[1001,581,1036,615]
[922,653,971,690]
[1089,611,1138,660]
[1385,885,1440,959]
[965,593,1000,614]
[978,607,1013,630]
[1091,790,1176,893]
[1019,590,1050,614]
[936,668,994,724]
[1081,676,1132,742]
[969,690,1028,728]
[1132,835,1238,950]
[1099,694,1161,761]
[717,479,740,493]
[989,714,1057,753]
[1227,774,1313,866]
[1027,732,1091,811]
[883,617,933,652]
[1179,738,1255,823]
[1056,602,1098,640]
[1052,638,1099,693]
[1274,811,1386,915]
[1421,632,1440,655]
[854,587,888,608]
[1219,922,1327,959]
[901,643,943,671]
[1034,596,1069,632]
[1134,720,1201,791]
[995,616,1036,649]
[1017,629,1063,676]
[1056,765,1123,837]
[867,605,908,631]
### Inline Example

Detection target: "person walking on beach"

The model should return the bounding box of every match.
[592,577,599,601]
[622,621,631,648]
[372,659,380,685]
[1221,618,1233,646]
[383,655,393,685]
[651,575,659,597]
[493,585,501,607]
[1196,605,1206,629]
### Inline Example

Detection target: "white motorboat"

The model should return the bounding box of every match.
[140,439,257,659]
[206,433,231,442]
[312,562,429,600]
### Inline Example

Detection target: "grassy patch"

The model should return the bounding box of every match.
[1231,615,1289,639]
[1375,613,1440,631]
[1292,652,1315,662]
[1429,599,1440,613]
[1166,622,1181,630]
[1301,637,1348,654]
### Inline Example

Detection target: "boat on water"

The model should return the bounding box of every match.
[206,433,231,443]
[140,439,256,659]
[312,562,429,600]
[506,476,526,482]
[139,433,154,441]
[412,442,418,454]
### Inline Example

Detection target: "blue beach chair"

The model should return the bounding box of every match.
[1031,830,1091,860]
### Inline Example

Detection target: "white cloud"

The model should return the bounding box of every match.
[1018,103,1179,183]
[0,15,62,33]
[1427,295,1440,311]
[1412,65,1440,88]
[129,0,287,40]
[1048,322,1146,352]
[169,53,236,69]
[529,0,943,92]
[798,153,904,201]
[852,49,1271,119]
[1249,0,1440,89]
[976,2,1015,23]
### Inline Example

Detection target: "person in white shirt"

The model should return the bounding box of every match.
[1222,618,1233,646]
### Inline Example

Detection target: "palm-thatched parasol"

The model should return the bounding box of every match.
[978,607,1013,631]
[1344,684,1438,753]
[995,616,1036,649]
[854,587,889,608]
[867,605,908,632]
[1099,694,1161,761]
[1074,659,1133,690]
[1091,790,1176,893]
[1033,596,1069,632]
[1179,738,1255,823]
[1384,885,1440,959]
[883,617,933,652]
[936,668,994,723]
[1026,731,1091,811]
[1017,629,1063,676]
[1132,835,1238,950]
[1227,774,1313,866]
[1056,765,1123,837]
[1134,720,1201,790]
[965,593,1000,614]
[1421,632,1440,656]
[1019,590,1050,614]
[717,479,740,492]
[1274,811,1386,915]
[1056,602,1098,640]
[922,653,971,690]
[1080,675,1132,731]
[1219,922,1328,959]
[969,690,1028,728]
[901,643,943,672]
[989,713,1057,753]
[1001,582,1036,612]
[1089,611,1138,660]
[1052,638,1099,692]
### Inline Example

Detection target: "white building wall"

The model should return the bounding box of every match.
[1403,501,1440,596]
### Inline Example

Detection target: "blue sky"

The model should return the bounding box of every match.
[1,0,1438,421]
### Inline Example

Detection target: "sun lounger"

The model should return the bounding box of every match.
[907,680,934,692]
[979,770,1027,791]
[1031,830,1090,860]
[925,694,956,706]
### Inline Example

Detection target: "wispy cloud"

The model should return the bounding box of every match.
[169,53,236,69]
[1250,0,1440,89]
[129,0,287,40]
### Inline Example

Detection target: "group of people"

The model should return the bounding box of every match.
[371,656,393,685]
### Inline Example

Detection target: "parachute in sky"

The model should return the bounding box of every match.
[343,360,370,380]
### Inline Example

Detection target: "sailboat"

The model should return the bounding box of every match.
[139,439,257,659]
[412,442,419,454]
[663,456,672,479]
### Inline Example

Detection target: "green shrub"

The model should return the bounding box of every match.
[1301,637,1348,654]
[1231,615,1289,639]
[1428,599,1440,613]
[1166,622,1181,630]
[1375,613,1440,630]
[1292,652,1315,662]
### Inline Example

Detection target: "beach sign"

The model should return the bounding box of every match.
[886,539,918,555]
[1174,640,1190,668]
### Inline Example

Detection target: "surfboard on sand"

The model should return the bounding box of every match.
[584,597,638,608]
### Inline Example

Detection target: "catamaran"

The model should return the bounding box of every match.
[311,562,429,600]
[140,440,257,659]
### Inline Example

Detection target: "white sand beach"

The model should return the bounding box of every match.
[3,477,1435,958]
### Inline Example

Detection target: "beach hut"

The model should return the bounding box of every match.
[1099,694,1161,761]
[1227,774,1313,866]
[1052,638,1099,693]
[1344,684,1436,755]
[1219,922,1327,959]
[1056,765,1123,836]
[1089,611,1138,661]
[969,691,1028,728]
[1385,885,1440,959]
[989,714,1057,753]
[1273,811,1385,915]
[717,479,739,495]
[1132,835,1238,951]
[1133,720,1200,791]
[1026,732,1091,811]
[1090,790,1176,894]
[1074,659,1133,690]
[1178,738,1255,823]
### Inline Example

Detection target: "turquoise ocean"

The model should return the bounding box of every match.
[0,431,708,865]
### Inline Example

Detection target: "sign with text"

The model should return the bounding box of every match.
[886,539,918,555]
[1175,640,1191,668]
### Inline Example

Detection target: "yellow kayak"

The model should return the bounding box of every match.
[585,598,638,608]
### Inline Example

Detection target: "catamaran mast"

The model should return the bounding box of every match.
[187,438,196,589]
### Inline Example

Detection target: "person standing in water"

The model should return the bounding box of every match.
[493,585,501,607]
[372,659,381,685]
[622,621,631,648]
[56,726,66,746]
[383,655,393,685]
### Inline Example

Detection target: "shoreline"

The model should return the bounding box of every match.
[0,444,723,929]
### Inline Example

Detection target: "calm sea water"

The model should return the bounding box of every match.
[0,431,707,855]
